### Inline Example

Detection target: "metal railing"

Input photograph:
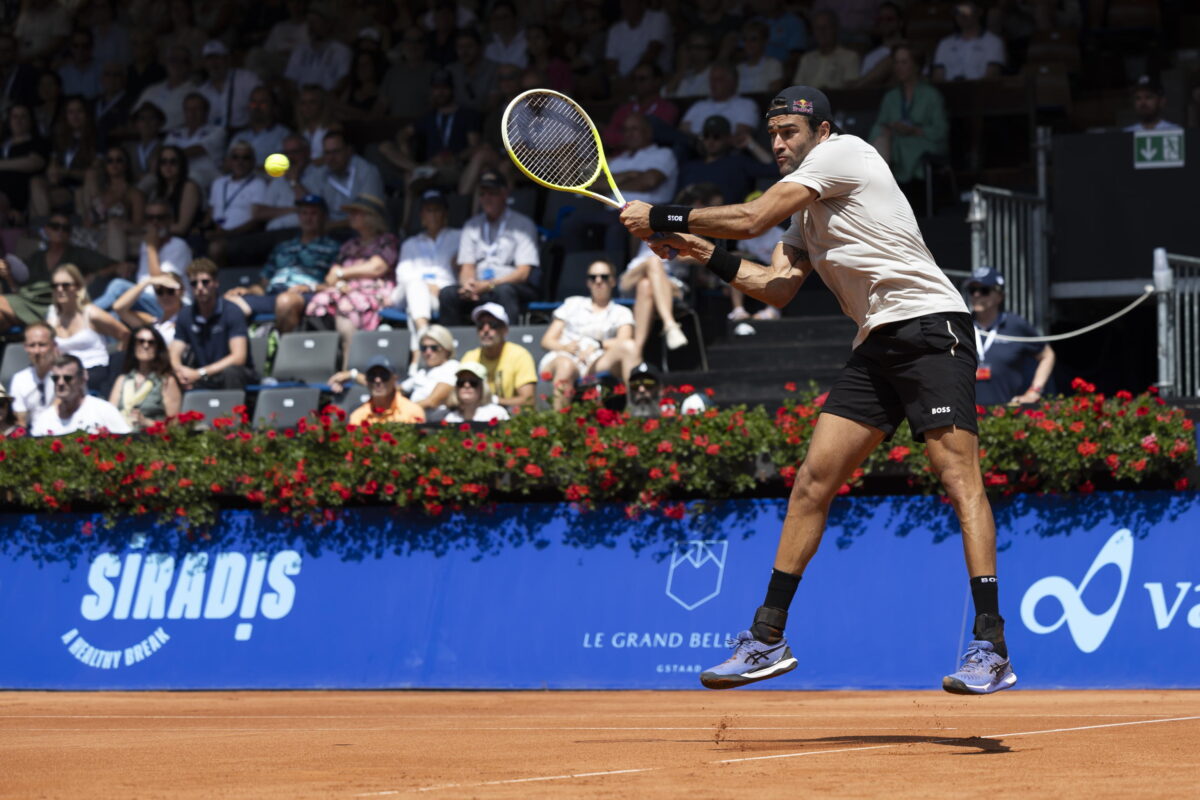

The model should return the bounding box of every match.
[964,126,1051,330]
[967,184,1049,330]
[1155,248,1200,399]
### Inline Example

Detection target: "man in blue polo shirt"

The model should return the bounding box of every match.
[966,267,1055,406]
[224,194,340,333]
[170,258,256,390]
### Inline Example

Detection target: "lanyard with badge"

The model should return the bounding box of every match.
[419,231,444,282]
[136,140,156,172]
[478,215,507,281]
[216,176,252,225]
[974,313,1003,381]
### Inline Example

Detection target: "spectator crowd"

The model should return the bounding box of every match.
[1,0,1196,437]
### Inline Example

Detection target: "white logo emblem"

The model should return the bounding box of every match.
[665,541,727,611]
[1020,529,1133,653]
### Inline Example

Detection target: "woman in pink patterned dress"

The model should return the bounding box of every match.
[305,194,399,358]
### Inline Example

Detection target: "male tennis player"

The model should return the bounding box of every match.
[620,86,1015,695]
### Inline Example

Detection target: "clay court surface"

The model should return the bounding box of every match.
[3,690,1199,798]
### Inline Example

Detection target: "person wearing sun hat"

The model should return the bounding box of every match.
[441,360,509,423]
[304,192,400,335]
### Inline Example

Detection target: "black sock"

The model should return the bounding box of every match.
[970,575,1007,658]
[970,575,1000,618]
[751,570,801,643]
[763,568,802,612]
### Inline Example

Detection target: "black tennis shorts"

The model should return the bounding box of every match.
[822,312,978,442]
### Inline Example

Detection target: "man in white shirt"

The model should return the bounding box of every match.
[251,134,322,234]
[198,40,263,131]
[604,0,672,78]
[242,87,291,168]
[932,1,1005,82]
[311,130,385,226]
[135,45,197,131]
[92,200,193,316]
[392,189,461,346]
[439,170,539,326]
[482,1,526,69]
[680,63,761,139]
[7,321,58,427]
[205,140,268,264]
[791,8,861,91]
[284,5,352,93]
[164,92,226,189]
[1123,75,1183,132]
[565,113,678,256]
[31,355,131,436]
[621,85,1016,697]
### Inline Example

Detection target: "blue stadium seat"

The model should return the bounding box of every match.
[253,386,320,429]
[180,389,246,425]
[271,331,340,384]
[1,342,31,388]
[346,329,411,373]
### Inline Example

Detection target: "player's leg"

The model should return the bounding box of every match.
[699,412,886,689]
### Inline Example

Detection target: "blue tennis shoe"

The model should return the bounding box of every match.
[942,640,1017,695]
[700,630,798,689]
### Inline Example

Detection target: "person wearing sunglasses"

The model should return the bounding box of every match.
[45,263,128,396]
[441,361,508,424]
[91,199,193,319]
[169,258,254,390]
[965,267,1055,407]
[678,115,775,242]
[29,354,131,437]
[203,140,267,264]
[459,302,537,412]
[76,145,146,261]
[346,355,425,426]
[110,271,185,345]
[540,259,637,410]
[108,325,181,429]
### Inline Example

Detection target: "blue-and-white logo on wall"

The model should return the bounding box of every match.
[665,541,727,611]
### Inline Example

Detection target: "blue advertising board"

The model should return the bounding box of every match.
[1,492,1197,689]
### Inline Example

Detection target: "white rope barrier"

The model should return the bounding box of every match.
[994,285,1156,343]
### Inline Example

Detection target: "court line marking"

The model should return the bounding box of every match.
[1,712,1189,720]
[715,715,1200,763]
[354,713,1200,795]
[0,726,959,733]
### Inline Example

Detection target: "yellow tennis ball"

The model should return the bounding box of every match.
[264,153,290,177]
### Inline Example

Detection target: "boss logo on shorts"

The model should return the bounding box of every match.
[931,406,952,414]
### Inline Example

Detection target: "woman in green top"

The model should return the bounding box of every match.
[109,325,181,429]
[869,44,949,186]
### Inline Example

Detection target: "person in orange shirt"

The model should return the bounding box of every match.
[348,355,426,425]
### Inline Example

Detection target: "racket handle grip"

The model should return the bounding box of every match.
[648,232,678,260]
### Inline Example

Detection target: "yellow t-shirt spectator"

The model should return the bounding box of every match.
[349,392,426,425]
[462,342,537,402]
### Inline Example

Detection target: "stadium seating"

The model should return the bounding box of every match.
[180,389,246,425]
[270,331,341,385]
[1,343,30,388]
[346,329,411,373]
[253,386,321,429]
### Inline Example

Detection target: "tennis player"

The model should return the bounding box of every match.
[620,86,1015,695]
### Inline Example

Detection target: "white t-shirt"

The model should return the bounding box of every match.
[443,402,509,424]
[1124,120,1183,132]
[682,96,760,134]
[260,167,322,230]
[933,32,1006,81]
[485,31,528,68]
[199,68,263,130]
[778,133,968,347]
[457,210,539,282]
[608,145,678,205]
[285,41,353,92]
[135,80,197,131]
[400,359,459,421]
[670,68,711,99]
[398,228,461,287]
[209,175,268,231]
[860,45,889,76]
[137,237,194,304]
[31,395,132,437]
[8,366,54,416]
[552,296,635,345]
[605,10,672,76]
[738,58,784,95]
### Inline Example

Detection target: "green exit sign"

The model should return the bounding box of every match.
[1133,130,1185,169]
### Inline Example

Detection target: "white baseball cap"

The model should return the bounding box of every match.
[471,302,509,327]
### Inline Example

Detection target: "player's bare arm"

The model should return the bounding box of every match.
[620,181,817,240]
[650,235,811,308]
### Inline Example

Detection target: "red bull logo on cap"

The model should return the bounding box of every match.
[792,98,813,115]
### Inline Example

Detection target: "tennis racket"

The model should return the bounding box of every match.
[501,88,676,256]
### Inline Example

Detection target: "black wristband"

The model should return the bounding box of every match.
[705,245,741,283]
[648,205,691,233]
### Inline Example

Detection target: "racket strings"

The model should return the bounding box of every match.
[505,93,602,190]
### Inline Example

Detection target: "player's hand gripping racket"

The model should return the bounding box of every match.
[500,88,677,258]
